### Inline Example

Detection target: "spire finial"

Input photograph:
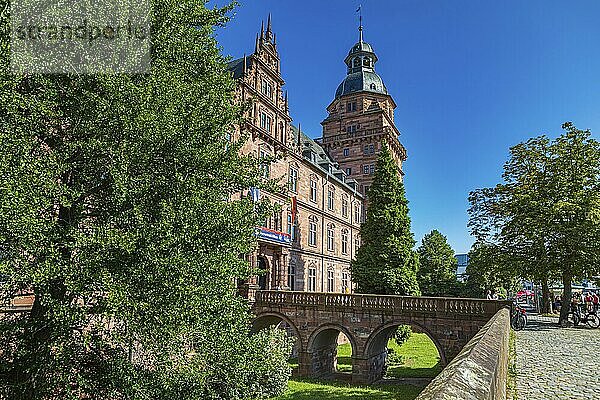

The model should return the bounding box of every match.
[357,5,363,42]
[261,20,265,39]
[267,13,272,34]
[243,53,247,74]
[255,33,259,53]
[284,90,288,111]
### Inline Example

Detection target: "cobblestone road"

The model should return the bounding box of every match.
[516,314,600,399]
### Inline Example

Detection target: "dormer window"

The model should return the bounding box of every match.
[353,57,361,68]
[363,58,372,67]
[370,83,377,90]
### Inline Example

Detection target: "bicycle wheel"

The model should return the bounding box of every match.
[515,315,526,330]
[567,312,580,326]
[586,314,600,329]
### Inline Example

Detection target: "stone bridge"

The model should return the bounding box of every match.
[251,290,510,384]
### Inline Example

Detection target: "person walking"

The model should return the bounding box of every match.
[592,292,599,313]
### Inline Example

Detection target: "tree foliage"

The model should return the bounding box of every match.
[0,1,290,399]
[417,230,459,297]
[351,144,420,295]
[468,122,600,322]
[463,241,518,299]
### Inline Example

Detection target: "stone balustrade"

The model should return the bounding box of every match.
[254,290,509,318]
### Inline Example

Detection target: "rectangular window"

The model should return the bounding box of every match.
[341,233,348,254]
[260,112,267,130]
[308,268,317,292]
[310,180,317,203]
[363,165,369,175]
[287,214,295,241]
[345,167,351,176]
[342,197,348,218]
[327,227,335,251]
[273,211,282,232]
[309,222,317,246]
[347,125,358,134]
[288,264,296,291]
[343,148,350,157]
[341,272,349,293]
[328,189,334,210]
[368,144,375,154]
[261,79,272,99]
[369,164,375,175]
[354,204,360,224]
[266,116,272,133]
[327,270,335,292]
[289,167,298,193]
[346,101,357,112]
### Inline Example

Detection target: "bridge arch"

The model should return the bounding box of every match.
[364,320,447,366]
[306,323,357,377]
[251,311,302,353]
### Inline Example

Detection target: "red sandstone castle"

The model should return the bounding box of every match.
[229,15,407,296]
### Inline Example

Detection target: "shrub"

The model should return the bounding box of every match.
[394,325,412,347]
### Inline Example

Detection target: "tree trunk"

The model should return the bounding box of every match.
[559,271,572,325]
[541,278,551,314]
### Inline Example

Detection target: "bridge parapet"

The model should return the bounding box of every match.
[254,291,509,318]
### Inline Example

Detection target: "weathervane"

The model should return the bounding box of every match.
[356,4,363,42]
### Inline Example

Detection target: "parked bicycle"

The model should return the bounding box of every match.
[511,303,527,330]
[570,306,600,329]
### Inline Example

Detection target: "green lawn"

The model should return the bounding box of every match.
[275,378,424,400]
[336,333,441,378]
[276,333,440,400]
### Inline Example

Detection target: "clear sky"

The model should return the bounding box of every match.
[211,0,600,254]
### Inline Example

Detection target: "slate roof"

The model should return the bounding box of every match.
[227,57,250,79]
[291,125,361,195]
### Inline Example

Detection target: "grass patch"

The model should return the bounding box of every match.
[275,377,424,400]
[386,333,441,378]
[507,329,518,400]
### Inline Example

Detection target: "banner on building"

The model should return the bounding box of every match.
[255,227,291,245]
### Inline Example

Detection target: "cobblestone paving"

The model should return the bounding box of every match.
[516,314,600,399]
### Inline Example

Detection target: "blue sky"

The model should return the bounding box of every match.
[211,0,600,253]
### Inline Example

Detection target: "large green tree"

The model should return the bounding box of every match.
[463,241,519,299]
[468,123,600,323]
[417,230,459,297]
[0,1,290,399]
[351,144,420,295]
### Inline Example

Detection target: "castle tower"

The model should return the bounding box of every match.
[321,23,407,196]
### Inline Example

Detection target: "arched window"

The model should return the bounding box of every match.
[370,83,377,90]
[363,57,372,67]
